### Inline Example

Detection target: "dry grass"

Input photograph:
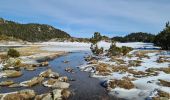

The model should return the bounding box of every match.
[157,56,170,63]
[128,60,142,67]
[108,79,135,89]
[158,79,170,87]
[160,67,170,74]
[152,90,170,100]
[15,46,46,56]
[96,63,111,73]
[112,65,128,72]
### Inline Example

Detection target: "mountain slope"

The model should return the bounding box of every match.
[0,18,71,42]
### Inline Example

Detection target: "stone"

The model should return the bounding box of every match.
[20,77,44,87]
[53,89,62,100]
[43,79,70,89]
[61,89,71,99]
[58,76,69,82]
[8,83,21,88]
[3,89,35,100]
[1,70,22,78]
[0,80,14,86]
[39,69,59,78]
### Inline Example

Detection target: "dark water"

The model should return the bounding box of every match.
[0,51,117,100]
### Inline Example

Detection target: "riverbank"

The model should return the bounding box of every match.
[79,49,170,100]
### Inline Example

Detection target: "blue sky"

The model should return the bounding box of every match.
[0,0,170,38]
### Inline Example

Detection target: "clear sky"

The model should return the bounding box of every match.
[0,0,170,38]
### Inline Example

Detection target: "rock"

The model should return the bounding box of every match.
[39,69,59,78]
[25,66,36,71]
[62,60,69,63]
[8,83,21,88]
[35,93,52,100]
[43,79,70,89]
[69,78,76,81]
[1,70,22,78]
[40,61,49,67]
[65,67,75,73]
[20,77,44,87]
[53,89,62,100]
[61,89,71,99]
[58,76,69,82]
[53,81,70,89]
[0,80,14,86]
[2,89,35,100]
[35,89,63,100]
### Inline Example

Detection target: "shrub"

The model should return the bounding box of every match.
[7,49,20,57]
[90,44,103,55]
[108,43,122,56]
[121,46,133,56]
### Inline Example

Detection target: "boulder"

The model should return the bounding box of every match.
[2,89,35,100]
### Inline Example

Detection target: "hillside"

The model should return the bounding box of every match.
[113,32,155,43]
[0,18,71,42]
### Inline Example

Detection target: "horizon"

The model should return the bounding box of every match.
[0,0,170,38]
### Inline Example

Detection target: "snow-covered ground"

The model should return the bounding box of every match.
[40,41,159,52]
[79,50,170,100]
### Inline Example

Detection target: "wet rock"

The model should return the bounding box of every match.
[61,89,71,99]
[20,77,44,87]
[25,66,36,71]
[62,60,69,63]
[39,69,59,78]
[35,93,50,100]
[2,89,35,100]
[65,67,75,73]
[40,61,49,67]
[1,70,22,78]
[0,80,14,86]
[58,76,69,82]
[8,83,21,88]
[69,78,76,81]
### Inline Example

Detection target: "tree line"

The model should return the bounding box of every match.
[0,18,70,42]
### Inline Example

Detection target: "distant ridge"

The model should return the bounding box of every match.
[0,18,71,42]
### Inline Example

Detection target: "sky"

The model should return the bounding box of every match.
[0,0,170,38]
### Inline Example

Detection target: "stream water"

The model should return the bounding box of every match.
[0,51,118,100]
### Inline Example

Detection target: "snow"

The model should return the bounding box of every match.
[0,63,3,69]
[40,41,159,52]
[79,50,170,100]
